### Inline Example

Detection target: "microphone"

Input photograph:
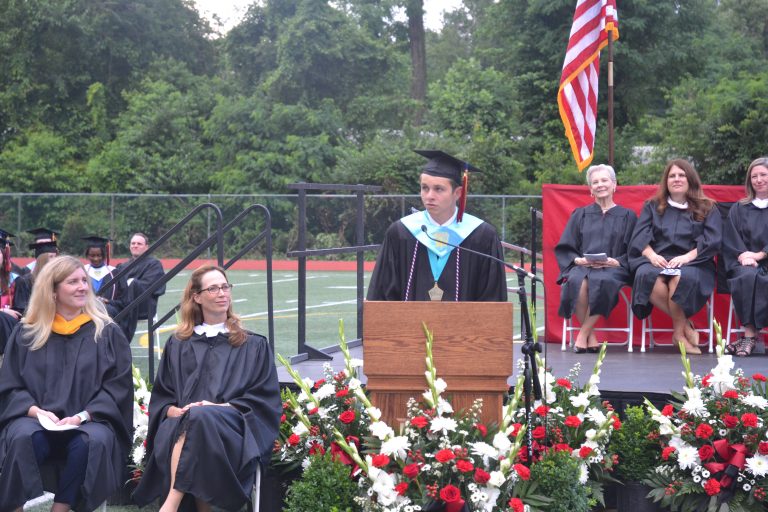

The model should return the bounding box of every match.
[420,225,542,282]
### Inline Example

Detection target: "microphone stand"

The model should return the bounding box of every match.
[420,226,543,458]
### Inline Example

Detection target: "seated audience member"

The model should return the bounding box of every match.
[22,228,60,274]
[0,255,133,511]
[132,265,281,512]
[722,157,768,357]
[1,229,20,320]
[628,159,722,355]
[555,164,637,353]
[12,237,59,316]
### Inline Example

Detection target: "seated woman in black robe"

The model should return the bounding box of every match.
[628,159,722,355]
[555,164,637,353]
[132,265,281,512]
[722,157,768,357]
[0,255,133,512]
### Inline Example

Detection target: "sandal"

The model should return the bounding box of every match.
[735,337,756,357]
[725,337,743,355]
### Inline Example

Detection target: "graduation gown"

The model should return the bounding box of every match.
[116,256,165,321]
[722,202,768,329]
[132,332,281,511]
[10,273,32,316]
[367,220,508,302]
[555,203,637,318]
[0,312,19,356]
[0,321,133,512]
[629,201,722,319]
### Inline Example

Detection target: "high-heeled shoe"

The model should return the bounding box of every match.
[573,345,588,354]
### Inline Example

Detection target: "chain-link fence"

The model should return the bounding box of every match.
[0,192,542,259]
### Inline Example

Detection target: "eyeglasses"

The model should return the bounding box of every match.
[197,283,233,295]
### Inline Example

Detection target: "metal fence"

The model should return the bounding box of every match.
[0,192,543,259]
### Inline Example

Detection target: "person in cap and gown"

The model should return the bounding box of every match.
[628,159,722,355]
[132,265,281,512]
[0,255,133,512]
[722,157,768,357]
[1,230,21,355]
[555,165,637,353]
[83,236,138,341]
[367,150,508,302]
[22,228,60,274]
[115,233,166,322]
[11,234,59,316]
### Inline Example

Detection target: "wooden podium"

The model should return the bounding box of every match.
[363,301,514,427]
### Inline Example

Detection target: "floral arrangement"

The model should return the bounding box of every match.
[130,364,151,482]
[508,345,619,505]
[644,327,768,512]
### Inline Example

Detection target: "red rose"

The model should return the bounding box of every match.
[753,373,767,382]
[282,401,290,410]
[704,478,721,496]
[758,442,768,455]
[742,413,759,427]
[532,426,547,439]
[702,374,712,387]
[535,405,550,416]
[308,442,325,455]
[403,463,420,479]
[339,410,356,424]
[723,390,739,399]
[722,414,739,428]
[308,407,319,415]
[314,378,325,389]
[435,449,456,463]
[335,388,349,398]
[439,484,461,503]
[579,446,594,458]
[474,468,491,484]
[514,463,531,481]
[395,482,409,496]
[508,497,525,512]
[556,378,572,390]
[564,416,582,428]
[371,454,391,468]
[474,423,488,436]
[287,433,300,446]
[661,405,674,417]
[695,424,714,439]
[612,415,622,430]
[456,459,474,473]
[510,423,523,437]
[280,414,286,423]
[662,446,676,460]
[698,445,715,461]
[555,443,573,453]
[410,416,429,429]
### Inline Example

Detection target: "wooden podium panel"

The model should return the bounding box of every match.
[363,301,514,426]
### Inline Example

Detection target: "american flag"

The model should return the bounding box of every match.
[557,0,619,171]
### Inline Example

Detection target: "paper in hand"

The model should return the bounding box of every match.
[37,412,79,431]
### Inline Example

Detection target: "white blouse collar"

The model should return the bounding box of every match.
[667,197,688,210]
[193,322,229,338]
[752,198,768,209]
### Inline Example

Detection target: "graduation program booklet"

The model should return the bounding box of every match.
[584,253,608,263]
[37,412,79,431]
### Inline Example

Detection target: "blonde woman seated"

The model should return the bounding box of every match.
[133,265,281,512]
[0,255,133,512]
[628,160,722,354]
[722,157,768,357]
[556,164,637,353]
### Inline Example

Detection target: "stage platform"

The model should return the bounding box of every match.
[278,340,766,406]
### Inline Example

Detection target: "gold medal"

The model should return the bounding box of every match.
[428,282,444,301]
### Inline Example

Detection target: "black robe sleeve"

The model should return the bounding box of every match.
[555,207,585,284]
[628,201,656,272]
[367,222,403,301]
[0,312,19,356]
[10,274,32,316]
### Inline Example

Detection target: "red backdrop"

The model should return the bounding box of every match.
[542,183,744,345]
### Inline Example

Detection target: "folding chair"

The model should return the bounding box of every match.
[641,293,715,353]
[251,463,262,512]
[725,296,768,349]
[561,288,634,351]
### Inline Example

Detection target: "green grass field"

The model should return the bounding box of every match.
[129,269,545,380]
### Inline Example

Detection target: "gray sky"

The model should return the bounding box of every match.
[194,0,463,34]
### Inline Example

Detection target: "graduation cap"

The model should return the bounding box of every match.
[0,228,14,273]
[82,236,112,266]
[26,227,59,257]
[414,149,482,223]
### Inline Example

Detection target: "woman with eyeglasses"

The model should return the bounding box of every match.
[132,265,281,512]
[722,157,768,357]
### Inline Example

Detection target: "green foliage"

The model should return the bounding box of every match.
[283,453,361,512]
[0,128,83,192]
[529,449,590,512]
[612,405,659,482]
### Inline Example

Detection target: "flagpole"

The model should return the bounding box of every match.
[607,30,615,167]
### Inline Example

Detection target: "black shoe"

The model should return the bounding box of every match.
[573,346,588,354]
[587,347,600,353]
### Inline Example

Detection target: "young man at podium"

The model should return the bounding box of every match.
[367,150,508,302]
